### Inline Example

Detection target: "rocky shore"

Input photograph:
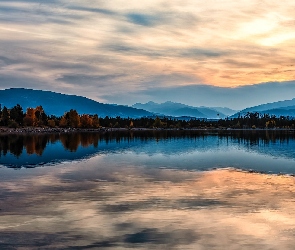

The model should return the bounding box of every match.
[0,126,295,135]
[0,127,118,134]
[0,127,159,134]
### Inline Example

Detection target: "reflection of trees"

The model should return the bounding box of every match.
[0,136,8,156]
[0,133,102,157]
[0,135,48,157]
[35,136,47,156]
[9,136,24,157]
[1,131,295,158]
[24,135,47,156]
[80,133,100,148]
[60,134,80,152]
[24,136,35,155]
[0,135,23,157]
[60,133,100,151]
[49,134,59,144]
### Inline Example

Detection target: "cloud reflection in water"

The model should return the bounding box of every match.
[1,153,295,249]
[1,131,295,248]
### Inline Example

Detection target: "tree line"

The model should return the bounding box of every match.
[1,104,295,129]
[0,104,99,129]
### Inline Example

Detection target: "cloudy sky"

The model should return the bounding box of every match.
[1,0,295,109]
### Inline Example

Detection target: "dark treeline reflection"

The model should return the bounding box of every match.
[0,130,295,158]
[220,130,295,146]
[0,133,100,157]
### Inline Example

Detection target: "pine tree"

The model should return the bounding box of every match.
[10,104,24,125]
[1,106,9,126]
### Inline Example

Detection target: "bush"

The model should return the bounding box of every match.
[8,120,19,128]
[23,117,34,126]
[47,119,55,128]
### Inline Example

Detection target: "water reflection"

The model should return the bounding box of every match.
[1,160,295,249]
[1,131,295,249]
[0,133,99,157]
[1,130,295,174]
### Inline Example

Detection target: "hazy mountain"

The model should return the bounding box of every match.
[260,108,295,117]
[0,88,153,118]
[241,98,295,112]
[169,107,207,118]
[210,107,238,116]
[132,101,236,118]
[232,98,295,117]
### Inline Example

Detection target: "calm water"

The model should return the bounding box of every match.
[1,131,295,249]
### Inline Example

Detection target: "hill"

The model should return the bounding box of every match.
[232,98,295,117]
[0,88,153,118]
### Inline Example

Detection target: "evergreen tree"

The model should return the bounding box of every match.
[153,117,162,128]
[10,104,24,125]
[1,106,9,126]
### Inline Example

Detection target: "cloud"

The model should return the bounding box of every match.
[101,81,295,110]
[0,0,295,107]
[0,56,18,65]
[56,74,127,86]
[126,13,160,26]
[67,6,117,16]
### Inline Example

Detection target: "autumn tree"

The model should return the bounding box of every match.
[59,117,68,128]
[34,106,47,126]
[92,114,99,128]
[80,114,92,128]
[24,108,36,126]
[68,109,80,127]
[47,119,56,127]
[61,109,80,128]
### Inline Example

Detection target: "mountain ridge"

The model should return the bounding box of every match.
[4,88,294,119]
[232,97,295,117]
[132,101,237,119]
[0,88,153,118]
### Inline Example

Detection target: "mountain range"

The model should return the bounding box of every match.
[1,88,295,119]
[132,101,237,119]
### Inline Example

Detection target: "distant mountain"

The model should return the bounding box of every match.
[0,88,153,118]
[232,98,295,117]
[132,101,237,119]
[210,107,238,116]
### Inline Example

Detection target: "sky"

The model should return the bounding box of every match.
[0,0,295,110]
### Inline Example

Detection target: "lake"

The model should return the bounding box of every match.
[1,130,295,249]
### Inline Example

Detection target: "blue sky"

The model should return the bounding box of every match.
[1,0,295,109]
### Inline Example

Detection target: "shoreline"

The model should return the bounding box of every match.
[0,126,295,135]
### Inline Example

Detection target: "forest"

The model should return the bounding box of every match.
[0,104,295,130]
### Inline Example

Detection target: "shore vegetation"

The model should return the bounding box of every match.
[0,104,295,131]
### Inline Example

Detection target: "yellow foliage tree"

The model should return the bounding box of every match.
[80,114,93,128]
[24,108,36,126]
[92,114,99,128]
[59,117,68,128]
